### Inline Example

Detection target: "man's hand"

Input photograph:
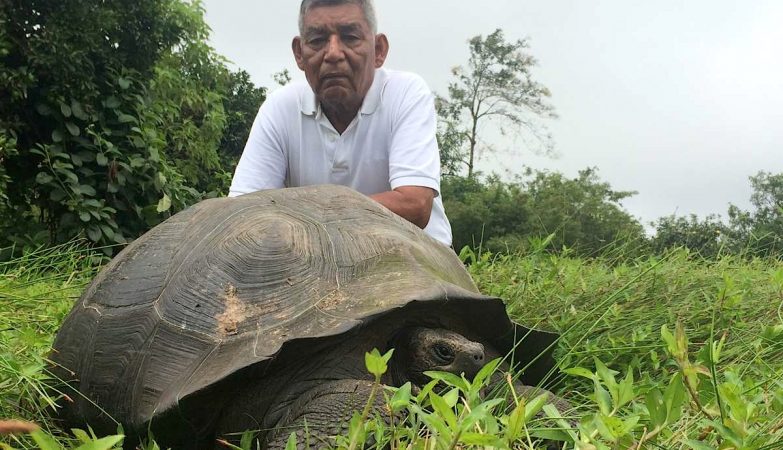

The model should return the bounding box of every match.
[370,186,435,229]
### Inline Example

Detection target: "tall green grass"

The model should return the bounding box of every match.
[1,241,105,448]
[1,241,782,448]
[468,246,783,448]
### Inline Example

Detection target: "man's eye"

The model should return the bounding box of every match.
[307,37,325,46]
[342,34,360,42]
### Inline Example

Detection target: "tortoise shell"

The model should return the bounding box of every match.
[50,185,557,432]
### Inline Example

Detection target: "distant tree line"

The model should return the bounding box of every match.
[443,169,783,259]
[0,4,779,261]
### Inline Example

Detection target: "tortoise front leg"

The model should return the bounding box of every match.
[264,379,389,450]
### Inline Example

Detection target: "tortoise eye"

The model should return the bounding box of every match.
[433,344,455,364]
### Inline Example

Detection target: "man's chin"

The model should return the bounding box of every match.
[318,90,358,110]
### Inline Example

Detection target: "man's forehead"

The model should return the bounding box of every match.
[304,22,364,35]
[301,4,370,31]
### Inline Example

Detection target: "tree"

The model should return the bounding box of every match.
[442,175,530,251]
[727,171,783,257]
[650,214,727,258]
[218,70,267,175]
[442,168,646,256]
[437,29,556,177]
[0,0,250,251]
[521,168,645,256]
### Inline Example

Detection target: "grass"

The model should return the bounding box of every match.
[1,241,105,449]
[1,241,782,449]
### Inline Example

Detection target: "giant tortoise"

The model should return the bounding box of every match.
[50,185,562,448]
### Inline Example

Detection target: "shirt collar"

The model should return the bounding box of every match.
[299,68,387,117]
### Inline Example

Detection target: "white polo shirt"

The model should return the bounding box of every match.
[229,68,453,246]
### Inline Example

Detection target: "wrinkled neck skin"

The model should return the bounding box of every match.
[321,101,359,134]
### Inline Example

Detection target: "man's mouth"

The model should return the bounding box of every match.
[321,73,348,81]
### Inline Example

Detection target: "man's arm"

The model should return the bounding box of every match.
[228,95,287,197]
[370,186,435,229]
[381,73,443,231]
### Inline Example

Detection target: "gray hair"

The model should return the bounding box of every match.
[298,0,378,35]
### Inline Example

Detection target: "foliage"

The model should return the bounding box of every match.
[0,0,264,253]
[437,29,556,177]
[442,174,531,252]
[218,70,266,175]
[443,168,646,257]
[727,171,783,258]
[470,247,783,448]
[649,171,783,260]
[650,214,727,258]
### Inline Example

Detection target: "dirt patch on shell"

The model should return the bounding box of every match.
[217,284,247,336]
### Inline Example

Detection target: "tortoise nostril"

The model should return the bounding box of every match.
[474,353,483,361]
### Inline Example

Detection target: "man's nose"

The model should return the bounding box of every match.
[324,35,345,62]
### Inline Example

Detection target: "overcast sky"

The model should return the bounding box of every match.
[202,0,783,226]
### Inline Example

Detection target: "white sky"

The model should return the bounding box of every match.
[202,0,783,225]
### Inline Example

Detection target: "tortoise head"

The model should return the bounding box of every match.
[388,327,485,387]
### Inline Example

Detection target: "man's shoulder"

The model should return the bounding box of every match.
[264,80,312,112]
[380,68,430,94]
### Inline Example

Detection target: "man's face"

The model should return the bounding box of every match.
[292,3,389,112]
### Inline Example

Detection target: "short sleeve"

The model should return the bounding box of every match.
[388,75,441,196]
[228,94,288,197]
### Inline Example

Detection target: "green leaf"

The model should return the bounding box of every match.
[36,103,53,116]
[617,370,635,408]
[100,225,115,241]
[71,429,91,444]
[60,103,72,118]
[96,153,108,166]
[664,373,686,423]
[156,194,172,213]
[104,96,121,109]
[239,430,255,450]
[71,100,89,121]
[390,382,412,412]
[87,226,101,242]
[50,188,67,202]
[523,392,550,423]
[80,184,96,197]
[506,399,527,441]
[542,403,579,442]
[79,212,91,222]
[364,348,393,377]
[645,389,666,427]
[424,370,469,392]
[459,432,503,446]
[118,77,131,89]
[562,367,595,380]
[284,432,297,450]
[30,429,63,450]
[442,386,460,407]
[118,113,137,124]
[73,435,124,450]
[36,172,54,185]
[52,129,64,143]
[65,122,80,136]
[429,391,458,430]
[594,379,613,415]
[593,414,620,442]
[472,357,501,387]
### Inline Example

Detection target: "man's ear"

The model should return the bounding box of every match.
[292,36,306,70]
[374,33,389,68]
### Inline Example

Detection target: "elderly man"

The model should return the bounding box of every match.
[229,0,452,246]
